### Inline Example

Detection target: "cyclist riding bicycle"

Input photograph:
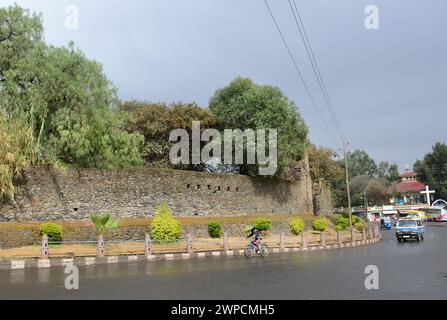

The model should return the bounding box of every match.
[247,228,262,251]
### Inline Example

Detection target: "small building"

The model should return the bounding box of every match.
[388,169,426,205]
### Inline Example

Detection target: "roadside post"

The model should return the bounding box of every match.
[41,234,49,259]
[362,228,366,241]
[279,232,285,251]
[337,231,342,245]
[145,233,152,256]
[98,235,105,257]
[351,228,355,243]
[187,234,193,254]
[301,232,307,249]
[320,232,326,246]
[223,232,228,252]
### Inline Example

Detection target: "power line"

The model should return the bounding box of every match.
[263,0,340,150]
[288,0,347,143]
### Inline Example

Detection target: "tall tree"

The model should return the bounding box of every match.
[348,149,377,177]
[119,101,217,169]
[209,77,308,176]
[414,142,447,201]
[0,5,144,169]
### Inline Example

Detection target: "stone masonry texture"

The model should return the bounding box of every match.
[0,166,314,222]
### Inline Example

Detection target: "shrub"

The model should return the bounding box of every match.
[90,212,120,235]
[290,218,305,236]
[243,225,253,236]
[334,214,350,231]
[354,221,367,232]
[208,221,222,238]
[39,222,62,242]
[151,203,182,243]
[312,216,328,232]
[252,218,272,231]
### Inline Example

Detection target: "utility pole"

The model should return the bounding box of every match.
[343,142,352,229]
[363,191,368,220]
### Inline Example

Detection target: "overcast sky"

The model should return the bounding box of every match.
[3,0,446,171]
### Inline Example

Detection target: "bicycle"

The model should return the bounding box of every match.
[244,239,269,258]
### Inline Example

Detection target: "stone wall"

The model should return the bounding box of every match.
[0,165,313,222]
[313,181,334,216]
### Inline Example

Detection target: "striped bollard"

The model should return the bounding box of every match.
[223,232,228,252]
[145,233,152,256]
[279,232,285,251]
[187,234,193,254]
[41,235,49,259]
[98,235,105,257]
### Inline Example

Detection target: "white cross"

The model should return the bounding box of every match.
[420,185,435,205]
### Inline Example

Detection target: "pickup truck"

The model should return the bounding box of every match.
[396,219,425,242]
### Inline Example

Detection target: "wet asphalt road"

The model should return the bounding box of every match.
[1,224,447,300]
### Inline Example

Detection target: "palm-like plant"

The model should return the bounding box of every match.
[90,213,120,236]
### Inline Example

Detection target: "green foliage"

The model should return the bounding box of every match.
[0,113,35,202]
[348,150,377,177]
[354,221,367,232]
[252,218,272,231]
[312,216,328,232]
[39,222,62,242]
[207,221,222,238]
[0,5,144,170]
[243,225,253,236]
[90,212,120,235]
[414,142,447,201]
[334,214,350,231]
[209,77,308,176]
[151,204,182,243]
[290,218,305,236]
[119,101,217,169]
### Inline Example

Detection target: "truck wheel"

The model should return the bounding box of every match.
[416,234,420,242]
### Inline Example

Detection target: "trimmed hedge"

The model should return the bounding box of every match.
[39,222,62,242]
[312,216,328,232]
[207,221,222,238]
[150,204,182,243]
[290,218,305,236]
[252,218,272,231]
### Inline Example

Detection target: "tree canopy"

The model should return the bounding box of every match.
[414,142,447,201]
[209,77,308,176]
[0,5,144,169]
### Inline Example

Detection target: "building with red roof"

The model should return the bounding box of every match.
[388,168,426,205]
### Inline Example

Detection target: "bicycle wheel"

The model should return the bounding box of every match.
[244,246,255,258]
[259,244,269,257]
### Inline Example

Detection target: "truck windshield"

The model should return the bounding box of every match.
[397,220,416,227]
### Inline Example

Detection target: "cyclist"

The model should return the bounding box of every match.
[247,228,262,251]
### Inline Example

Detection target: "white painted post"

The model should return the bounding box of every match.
[351,228,355,243]
[41,235,49,259]
[320,232,326,246]
[301,232,307,249]
[279,232,285,251]
[145,233,152,256]
[337,231,342,245]
[98,235,105,257]
[362,228,366,241]
[223,232,228,252]
[187,234,193,254]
